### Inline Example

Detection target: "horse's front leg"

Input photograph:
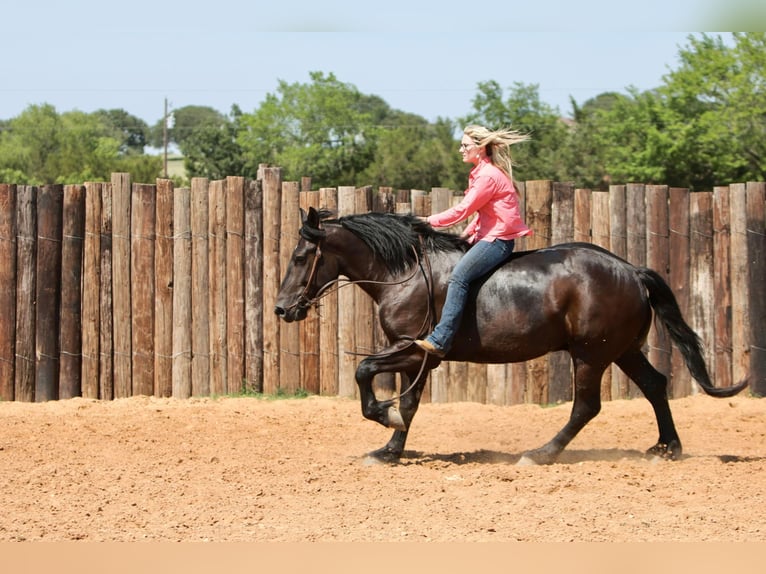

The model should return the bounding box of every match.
[356,347,436,462]
[355,357,407,431]
[367,370,429,462]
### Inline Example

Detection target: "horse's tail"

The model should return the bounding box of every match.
[636,267,749,398]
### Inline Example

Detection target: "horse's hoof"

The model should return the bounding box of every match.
[646,440,682,461]
[366,447,402,464]
[517,447,558,466]
[386,406,406,431]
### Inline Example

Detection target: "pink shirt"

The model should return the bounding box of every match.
[426,158,531,244]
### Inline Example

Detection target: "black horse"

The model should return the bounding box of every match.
[275,207,749,464]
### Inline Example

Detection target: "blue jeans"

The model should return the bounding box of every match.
[426,238,515,353]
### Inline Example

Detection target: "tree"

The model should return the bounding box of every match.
[150,105,228,150]
[181,106,247,180]
[462,81,572,183]
[0,104,162,184]
[236,72,380,187]
[93,108,150,154]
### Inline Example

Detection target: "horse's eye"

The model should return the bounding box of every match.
[294,255,306,263]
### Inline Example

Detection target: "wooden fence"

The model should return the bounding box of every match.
[0,171,763,404]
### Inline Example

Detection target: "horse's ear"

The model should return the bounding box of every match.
[305,206,320,229]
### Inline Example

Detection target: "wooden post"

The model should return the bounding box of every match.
[208,179,227,396]
[337,185,357,398]
[226,176,246,395]
[746,182,766,396]
[111,173,132,398]
[279,181,301,394]
[154,178,174,397]
[428,188,453,404]
[59,184,85,399]
[99,183,114,400]
[524,180,552,404]
[354,186,375,355]
[318,187,339,396]
[245,179,264,394]
[729,183,750,386]
[172,186,192,399]
[689,192,715,394]
[131,183,155,397]
[508,181,527,404]
[299,190,321,395]
[82,183,102,399]
[668,188,691,397]
[574,188,592,243]
[646,185,672,385]
[35,184,64,402]
[591,190,611,401]
[261,168,282,395]
[0,184,16,401]
[625,183,647,398]
[712,186,733,389]
[549,181,575,404]
[190,178,210,397]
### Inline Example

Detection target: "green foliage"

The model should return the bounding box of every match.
[0,105,159,184]
[461,81,572,182]
[237,72,380,187]
[180,106,247,180]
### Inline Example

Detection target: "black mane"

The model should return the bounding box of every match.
[320,211,468,274]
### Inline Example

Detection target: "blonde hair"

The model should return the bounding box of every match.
[464,125,530,180]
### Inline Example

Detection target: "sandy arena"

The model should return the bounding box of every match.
[0,393,764,542]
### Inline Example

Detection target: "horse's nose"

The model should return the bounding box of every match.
[274,305,286,317]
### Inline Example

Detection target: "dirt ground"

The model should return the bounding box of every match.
[1,392,764,542]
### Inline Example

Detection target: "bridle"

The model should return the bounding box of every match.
[286,224,438,400]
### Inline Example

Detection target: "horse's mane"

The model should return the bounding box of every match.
[315,210,468,274]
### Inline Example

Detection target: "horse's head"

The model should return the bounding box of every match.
[274,206,338,322]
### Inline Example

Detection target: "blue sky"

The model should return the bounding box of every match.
[1,1,753,126]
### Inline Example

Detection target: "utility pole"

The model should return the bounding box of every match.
[163,97,169,178]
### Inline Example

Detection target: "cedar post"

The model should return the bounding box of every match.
[669,188,691,397]
[131,183,156,397]
[172,186,192,399]
[646,185,672,383]
[524,180,552,404]
[261,168,282,395]
[689,192,715,393]
[154,178,174,397]
[318,187,339,396]
[111,173,132,398]
[728,184,750,386]
[549,182,575,404]
[337,185,357,397]
[244,179,264,393]
[208,179,227,395]
[0,184,17,401]
[99,183,114,400]
[226,176,246,395]
[712,186,733,389]
[59,184,85,399]
[746,182,766,395]
[591,191,612,401]
[190,178,210,397]
[82,182,102,399]
[428,188,453,404]
[299,190,321,395]
[35,184,64,402]
[279,181,301,394]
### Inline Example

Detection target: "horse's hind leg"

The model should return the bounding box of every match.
[616,348,682,459]
[519,358,605,465]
